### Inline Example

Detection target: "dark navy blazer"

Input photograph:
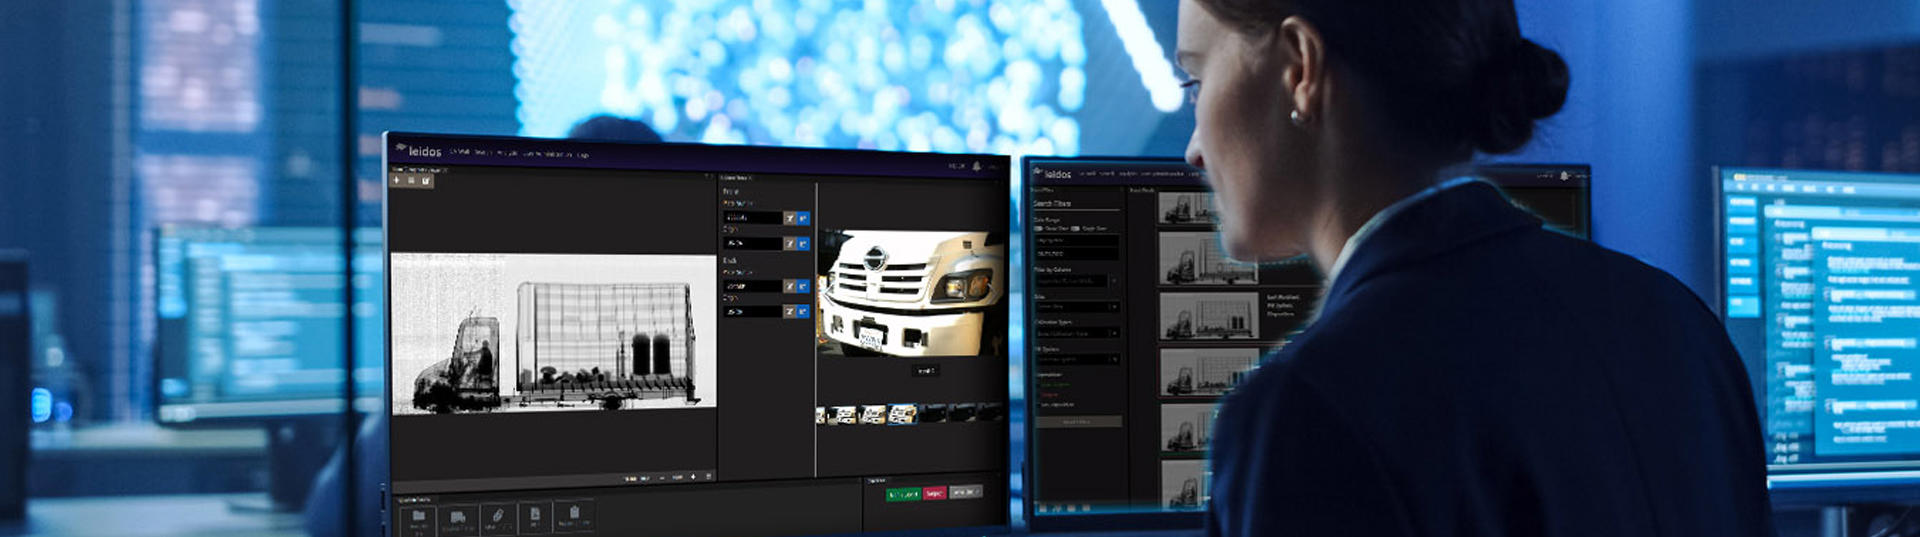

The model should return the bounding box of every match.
[1206,181,1775,536]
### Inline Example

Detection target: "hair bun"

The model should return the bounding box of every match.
[1468,38,1571,154]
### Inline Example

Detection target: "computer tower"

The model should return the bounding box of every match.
[0,251,27,521]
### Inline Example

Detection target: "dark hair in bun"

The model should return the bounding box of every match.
[1195,0,1570,156]
[1471,39,1570,154]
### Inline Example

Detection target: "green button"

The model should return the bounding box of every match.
[885,487,922,503]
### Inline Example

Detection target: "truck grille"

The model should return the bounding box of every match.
[832,259,936,302]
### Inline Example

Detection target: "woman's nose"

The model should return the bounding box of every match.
[1184,134,1206,170]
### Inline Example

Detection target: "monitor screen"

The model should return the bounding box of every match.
[1719,167,1920,498]
[153,227,382,424]
[1020,158,1590,528]
[384,133,1011,537]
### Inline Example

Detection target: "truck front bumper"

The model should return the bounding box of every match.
[819,296,988,356]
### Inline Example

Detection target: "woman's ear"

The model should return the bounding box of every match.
[1274,16,1325,121]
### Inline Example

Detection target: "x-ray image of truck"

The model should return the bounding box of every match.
[1161,403,1218,452]
[391,253,717,415]
[411,282,700,413]
[1159,232,1257,285]
[1159,192,1219,225]
[511,282,700,406]
[1162,460,1210,510]
[1161,348,1261,396]
[1160,292,1259,340]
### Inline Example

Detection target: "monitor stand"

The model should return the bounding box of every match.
[227,420,339,513]
[1838,504,1920,537]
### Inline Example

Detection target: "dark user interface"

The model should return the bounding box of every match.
[1025,159,1590,517]
[1720,168,1920,482]
[385,135,1010,537]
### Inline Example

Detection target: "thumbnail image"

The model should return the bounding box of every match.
[828,406,858,426]
[921,404,950,423]
[976,402,1006,422]
[949,403,979,422]
[1161,460,1210,510]
[1160,348,1262,397]
[887,404,919,426]
[859,405,889,425]
[1160,403,1219,453]
[1158,232,1257,286]
[1160,293,1260,341]
[1159,192,1219,225]
[816,229,1008,358]
[813,402,1011,426]
[389,253,718,415]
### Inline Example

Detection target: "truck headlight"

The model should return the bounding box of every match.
[933,270,992,303]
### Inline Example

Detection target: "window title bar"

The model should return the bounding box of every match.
[385,132,1008,180]
[1025,157,1204,186]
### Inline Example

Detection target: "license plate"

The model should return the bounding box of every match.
[858,326,886,349]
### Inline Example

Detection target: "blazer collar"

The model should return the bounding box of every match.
[1319,180,1543,312]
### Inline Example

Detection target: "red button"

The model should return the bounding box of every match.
[922,486,949,501]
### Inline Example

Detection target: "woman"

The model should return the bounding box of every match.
[1173,0,1775,535]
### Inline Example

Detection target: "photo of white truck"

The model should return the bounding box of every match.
[817,230,1007,357]
[1160,292,1259,341]
[1159,232,1257,285]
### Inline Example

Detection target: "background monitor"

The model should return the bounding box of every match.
[1,251,26,521]
[152,226,382,425]
[1717,167,1920,505]
[384,133,1011,537]
[1021,158,1592,531]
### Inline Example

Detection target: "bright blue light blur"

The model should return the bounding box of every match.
[31,387,51,424]
[508,0,1089,156]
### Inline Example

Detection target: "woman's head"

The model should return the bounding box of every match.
[1176,0,1569,262]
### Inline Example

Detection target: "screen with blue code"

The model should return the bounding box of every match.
[153,227,383,424]
[1720,168,1920,490]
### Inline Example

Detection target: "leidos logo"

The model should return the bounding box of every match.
[1042,170,1071,179]
[407,145,442,158]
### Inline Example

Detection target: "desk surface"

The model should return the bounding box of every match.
[1,494,305,537]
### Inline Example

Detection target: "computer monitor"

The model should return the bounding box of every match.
[153,226,383,425]
[383,133,1011,537]
[1717,167,1920,505]
[0,251,26,521]
[1020,157,1591,530]
[1476,163,1594,239]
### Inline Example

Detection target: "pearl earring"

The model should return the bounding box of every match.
[1290,109,1310,127]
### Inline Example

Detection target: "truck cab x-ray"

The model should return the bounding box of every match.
[820,231,1006,356]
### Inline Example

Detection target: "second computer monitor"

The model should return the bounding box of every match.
[1021,157,1591,530]
[1718,167,1920,505]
